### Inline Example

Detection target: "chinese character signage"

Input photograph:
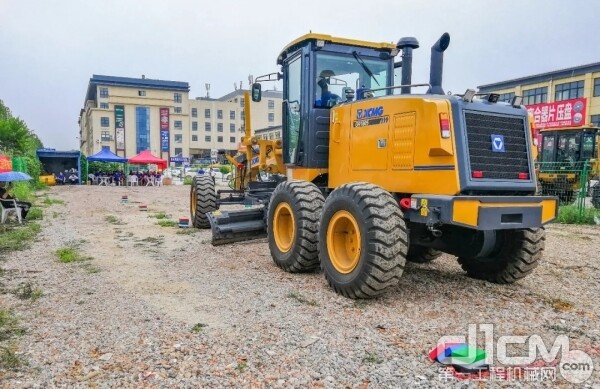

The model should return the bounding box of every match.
[115,105,125,151]
[160,108,170,152]
[170,157,190,163]
[526,98,586,129]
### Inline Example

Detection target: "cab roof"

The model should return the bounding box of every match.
[277,33,396,65]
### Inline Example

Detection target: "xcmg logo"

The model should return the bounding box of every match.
[356,106,384,119]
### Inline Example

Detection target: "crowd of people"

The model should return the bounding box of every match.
[90,170,162,186]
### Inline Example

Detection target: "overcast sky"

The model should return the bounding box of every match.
[1,0,598,150]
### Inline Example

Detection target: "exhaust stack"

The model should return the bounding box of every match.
[428,33,451,95]
[396,37,419,95]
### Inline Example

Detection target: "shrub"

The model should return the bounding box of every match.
[557,205,600,225]
[183,176,193,185]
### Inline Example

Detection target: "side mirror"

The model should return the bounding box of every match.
[251,83,262,102]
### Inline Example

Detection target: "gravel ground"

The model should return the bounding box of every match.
[0,184,599,388]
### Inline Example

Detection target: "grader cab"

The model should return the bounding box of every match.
[190,32,559,298]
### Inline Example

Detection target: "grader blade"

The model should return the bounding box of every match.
[206,207,267,246]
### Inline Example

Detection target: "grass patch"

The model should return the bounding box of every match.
[12,282,43,301]
[0,223,41,253]
[0,310,25,341]
[557,205,600,225]
[176,228,199,235]
[151,211,169,219]
[55,247,87,263]
[52,211,60,218]
[0,344,25,370]
[191,323,207,333]
[26,207,43,220]
[157,220,178,227]
[235,361,248,373]
[42,197,64,205]
[183,176,193,185]
[82,263,101,274]
[362,352,382,364]
[287,292,319,306]
[105,215,125,225]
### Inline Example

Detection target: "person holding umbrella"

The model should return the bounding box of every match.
[0,182,31,219]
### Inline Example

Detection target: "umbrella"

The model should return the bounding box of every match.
[0,171,33,182]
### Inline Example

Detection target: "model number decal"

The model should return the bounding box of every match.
[353,116,389,128]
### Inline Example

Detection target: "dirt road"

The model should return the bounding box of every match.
[1,185,599,387]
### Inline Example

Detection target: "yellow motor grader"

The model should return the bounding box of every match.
[190,32,558,298]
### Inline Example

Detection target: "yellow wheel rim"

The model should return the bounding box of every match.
[190,186,196,217]
[327,210,361,274]
[273,202,295,252]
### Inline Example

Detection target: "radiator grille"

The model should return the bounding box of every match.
[464,112,530,180]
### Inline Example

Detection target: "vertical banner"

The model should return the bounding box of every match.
[115,105,125,151]
[160,107,170,152]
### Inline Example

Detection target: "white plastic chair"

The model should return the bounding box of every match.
[1,199,22,224]
[127,175,138,186]
[88,174,98,185]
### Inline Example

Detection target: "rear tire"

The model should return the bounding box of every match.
[191,176,218,228]
[457,228,545,284]
[319,183,407,299]
[267,181,325,272]
[406,245,442,263]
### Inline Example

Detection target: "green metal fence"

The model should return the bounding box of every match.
[535,161,600,217]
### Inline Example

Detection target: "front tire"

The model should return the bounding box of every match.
[457,228,545,283]
[319,183,407,299]
[267,181,325,272]
[190,176,218,228]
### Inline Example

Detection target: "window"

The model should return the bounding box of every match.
[205,122,211,131]
[591,115,600,127]
[240,97,245,107]
[498,92,515,103]
[555,80,584,101]
[268,100,275,109]
[217,123,223,132]
[174,107,182,113]
[217,136,223,142]
[522,87,547,105]
[217,110,223,119]
[138,90,146,97]
[204,109,211,118]
[99,87,108,98]
[275,131,281,138]
[230,136,236,143]
[101,117,110,127]
[174,93,182,103]
[241,110,245,121]
[205,135,211,142]
[99,102,109,109]
[594,78,600,97]
[192,108,198,117]
[174,120,182,130]
[268,113,275,122]
[192,121,198,131]
[192,135,198,142]
[174,134,182,143]
[101,131,111,141]
[230,123,235,133]
[135,107,150,153]
[230,110,235,120]
[174,147,182,156]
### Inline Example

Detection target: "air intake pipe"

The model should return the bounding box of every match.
[396,37,419,95]
[428,32,451,95]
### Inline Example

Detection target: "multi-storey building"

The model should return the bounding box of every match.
[79,75,282,164]
[478,62,600,128]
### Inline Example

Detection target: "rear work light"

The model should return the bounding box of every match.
[518,173,529,180]
[439,113,451,139]
[472,171,484,178]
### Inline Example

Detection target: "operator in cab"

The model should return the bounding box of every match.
[315,69,340,108]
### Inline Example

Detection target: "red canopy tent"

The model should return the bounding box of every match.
[127,150,167,170]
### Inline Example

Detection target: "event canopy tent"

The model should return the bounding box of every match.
[127,150,167,169]
[87,146,128,163]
